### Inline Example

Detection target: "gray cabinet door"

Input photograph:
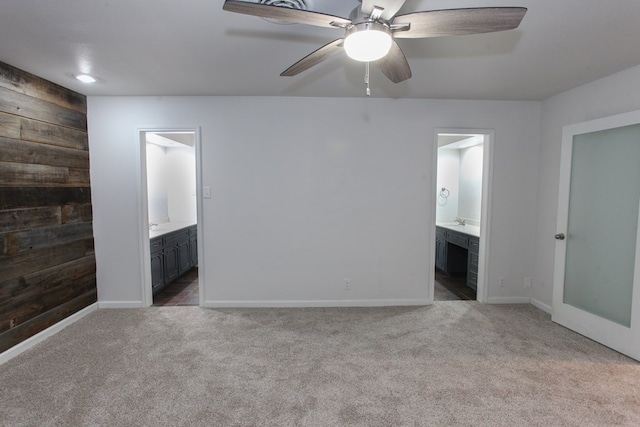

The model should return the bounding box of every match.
[152,225,197,295]
[177,239,190,274]
[151,250,164,290]
[189,236,197,267]
[164,245,179,282]
[435,237,447,271]
[435,226,480,289]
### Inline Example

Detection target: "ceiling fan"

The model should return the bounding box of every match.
[223,0,527,86]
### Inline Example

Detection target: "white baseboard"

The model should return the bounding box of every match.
[530,298,552,314]
[486,297,531,304]
[0,303,98,365]
[97,301,145,309]
[203,299,432,308]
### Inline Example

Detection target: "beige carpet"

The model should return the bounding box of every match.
[1,302,639,426]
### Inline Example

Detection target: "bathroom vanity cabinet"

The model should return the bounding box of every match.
[435,226,480,290]
[150,225,197,294]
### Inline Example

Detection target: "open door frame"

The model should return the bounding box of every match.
[136,127,204,307]
[430,128,494,303]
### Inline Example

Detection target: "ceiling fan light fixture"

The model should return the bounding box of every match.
[343,22,392,62]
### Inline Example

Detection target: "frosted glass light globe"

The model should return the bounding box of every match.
[344,22,392,62]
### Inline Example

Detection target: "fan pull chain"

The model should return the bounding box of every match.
[365,62,371,97]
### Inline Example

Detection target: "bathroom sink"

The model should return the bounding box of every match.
[436,222,481,237]
[153,223,175,231]
[149,221,197,238]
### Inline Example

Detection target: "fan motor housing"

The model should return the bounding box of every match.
[345,21,391,37]
[258,0,313,24]
[258,0,310,9]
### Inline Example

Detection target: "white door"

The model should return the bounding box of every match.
[552,110,640,361]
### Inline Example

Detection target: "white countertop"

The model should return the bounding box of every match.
[149,222,196,239]
[436,223,480,238]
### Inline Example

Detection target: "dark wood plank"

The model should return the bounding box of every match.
[85,238,95,255]
[0,136,89,169]
[0,183,91,189]
[0,255,96,302]
[0,86,86,131]
[0,161,68,185]
[1,255,95,300]
[0,61,87,114]
[0,256,96,332]
[0,240,89,282]
[0,112,20,139]
[0,290,96,354]
[0,187,91,209]
[20,117,88,151]
[67,168,90,185]
[0,273,96,335]
[0,206,61,232]
[0,222,94,256]
[61,203,92,224]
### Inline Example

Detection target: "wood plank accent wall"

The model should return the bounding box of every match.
[0,62,96,354]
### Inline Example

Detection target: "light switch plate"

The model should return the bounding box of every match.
[203,186,211,199]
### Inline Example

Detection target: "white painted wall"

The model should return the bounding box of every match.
[87,96,540,306]
[165,145,197,223]
[146,143,169,223]
[458,145,484,222]
[146,143,196,224]
[435,149,459,223]
[436,145,483,225]
[531,63,640,311]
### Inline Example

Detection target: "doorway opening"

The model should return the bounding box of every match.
[139,129,201,307]
[433,130,492,302]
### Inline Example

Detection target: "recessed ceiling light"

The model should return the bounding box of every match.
[75,74,96,83]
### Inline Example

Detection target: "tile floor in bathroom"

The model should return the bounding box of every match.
[434,270,477,301]
[153,267,199,306]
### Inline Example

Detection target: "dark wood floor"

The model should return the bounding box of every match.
[434,270,476,301]
[153,267,199,306]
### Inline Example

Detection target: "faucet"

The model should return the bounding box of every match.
[149,223,158,230]
[454,218,466,226]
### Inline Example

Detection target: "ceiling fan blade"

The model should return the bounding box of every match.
[392,7,527,39]
[223,0,351,29]
[361,0,407,21]
[376,40,411,83]
[281,39,344,77]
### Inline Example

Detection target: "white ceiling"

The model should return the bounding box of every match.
[2,0,640,100]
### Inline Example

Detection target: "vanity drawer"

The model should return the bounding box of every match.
[150,237,163,254]
[163,228,189,246]
[447,231,468,248]
[467,271,478,290]
[469,252,479,270]
[468,236,480,254]
[436,227,447,240]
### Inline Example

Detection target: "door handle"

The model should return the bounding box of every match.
[555,233,565,240]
